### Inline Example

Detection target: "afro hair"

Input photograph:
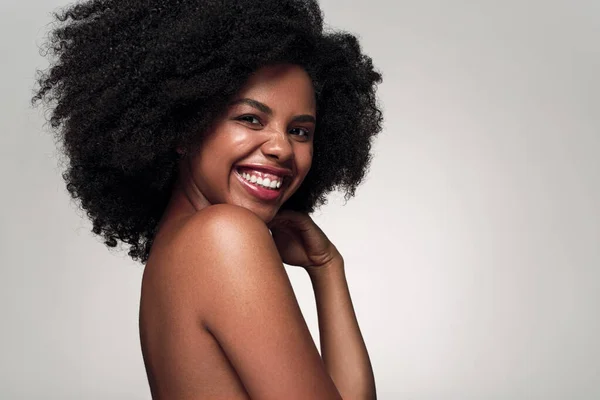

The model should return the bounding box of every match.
[32,0,383,264]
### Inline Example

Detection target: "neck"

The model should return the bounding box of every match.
[177,154,212,211]
[155,156,212,235]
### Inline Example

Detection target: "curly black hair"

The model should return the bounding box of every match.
[32,0,383,264]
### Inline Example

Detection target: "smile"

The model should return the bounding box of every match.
[239,170,282,189]
[234,167,289,201]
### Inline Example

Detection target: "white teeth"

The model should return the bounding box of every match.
[239,170,283,190]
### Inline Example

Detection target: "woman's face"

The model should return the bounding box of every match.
[183,64,316,222]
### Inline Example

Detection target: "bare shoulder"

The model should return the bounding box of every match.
[147,204,271,269]
[166,204,279,283]
[148,204,342,399]
[143,204,274,314]
[176,203,274,254]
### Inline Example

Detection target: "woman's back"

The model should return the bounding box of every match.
[139,204,341,399]
[140,287,251,399]
[140,206,250,399]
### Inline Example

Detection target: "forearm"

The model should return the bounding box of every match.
[307,256,376,400]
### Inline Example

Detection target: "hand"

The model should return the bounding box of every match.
[267,210,341,270]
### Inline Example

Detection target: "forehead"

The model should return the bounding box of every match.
[235,64,316,112]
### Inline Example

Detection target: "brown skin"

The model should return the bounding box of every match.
[177,63,315,223]
[139,64,376,399]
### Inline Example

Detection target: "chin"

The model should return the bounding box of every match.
[231,202,279,224]
[256,208,279,224]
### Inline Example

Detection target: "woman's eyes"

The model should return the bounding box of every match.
[237,115,261,125]
[235,115,311,138]
[289,127,311,138]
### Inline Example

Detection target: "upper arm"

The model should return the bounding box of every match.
[176,204,342,400]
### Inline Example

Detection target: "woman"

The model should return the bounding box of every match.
[33,0,383,398]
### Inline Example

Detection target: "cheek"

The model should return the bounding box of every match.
[189,141,229,186]
[296,145,313,180]
[197,127,252,166]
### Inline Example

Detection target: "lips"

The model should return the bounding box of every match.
[235,164,293,178]
[234,169,284,201]
[238,169,283,189]
[236,165,292,187]
[233,163,293,202]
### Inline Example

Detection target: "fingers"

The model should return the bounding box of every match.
[270,211,330,250]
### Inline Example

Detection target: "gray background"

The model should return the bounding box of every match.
[1,0,599,398]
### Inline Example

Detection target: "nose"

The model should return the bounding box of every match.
[260,127,294,163]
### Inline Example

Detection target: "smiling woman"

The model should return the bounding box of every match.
[178,64,316,221]
[32,0,383,398]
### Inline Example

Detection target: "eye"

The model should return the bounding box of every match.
[236,115,262,126]
[290,127,311,139]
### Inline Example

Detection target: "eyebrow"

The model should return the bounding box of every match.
[229,98,316,124]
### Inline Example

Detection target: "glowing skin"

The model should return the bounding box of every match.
[176,63,316,222]
[143,64,375,399]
